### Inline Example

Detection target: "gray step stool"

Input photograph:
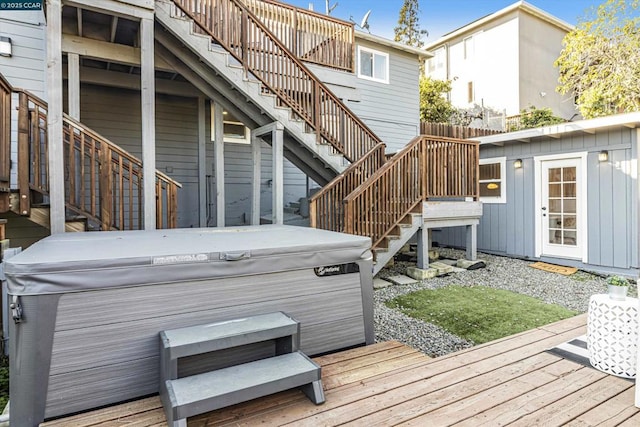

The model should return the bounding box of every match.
[159,312,324,426]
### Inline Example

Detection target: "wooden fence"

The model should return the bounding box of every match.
[420,122,504,139]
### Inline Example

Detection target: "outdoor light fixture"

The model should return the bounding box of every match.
[598,150,608,162]
[514,159,523,169]
[0,37,12,58]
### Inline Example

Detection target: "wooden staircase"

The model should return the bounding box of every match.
[0,75,182,241]
[160,0,480,272]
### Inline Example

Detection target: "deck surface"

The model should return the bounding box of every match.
[42,313,640,426]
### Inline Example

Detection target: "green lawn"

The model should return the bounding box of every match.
[386,285,578,344]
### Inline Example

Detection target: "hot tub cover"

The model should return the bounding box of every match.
[5,225,372,295]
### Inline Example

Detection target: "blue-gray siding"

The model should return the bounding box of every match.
[436,128,639,273]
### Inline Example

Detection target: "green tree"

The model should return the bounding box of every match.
[555,0,640,118]
[515,106,565,131]
[419,77,455,122]
[394,0,428,48]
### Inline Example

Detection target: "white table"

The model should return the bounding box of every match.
[587,294,639,378]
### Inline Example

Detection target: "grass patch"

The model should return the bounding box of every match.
[386,285,578,344]
[0,355,7,410]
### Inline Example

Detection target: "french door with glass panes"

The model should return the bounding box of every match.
[540,158,583,259]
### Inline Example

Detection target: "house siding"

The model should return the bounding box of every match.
[77,84,307,228]
[435,128,638,274]
[310,38,421,153]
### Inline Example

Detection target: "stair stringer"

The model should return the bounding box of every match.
[372,213,423,276]
[155,0,347,177]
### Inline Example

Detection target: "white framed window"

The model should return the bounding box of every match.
[211,105,250,144]
[357,46,389,84]
[479,157,506,203]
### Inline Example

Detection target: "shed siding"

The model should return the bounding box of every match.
[436,128,638,273]
[0,16,46,97]
[78,84,306,228]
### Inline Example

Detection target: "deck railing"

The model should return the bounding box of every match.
[309,143,386,231]
[170,0,380,162]
[313,136,479,249]
[0,75,10,213]
[16,90,181,230]
[241,0,354,72]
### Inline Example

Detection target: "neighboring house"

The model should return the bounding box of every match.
[0,0,481,274]
[425,0,577,122]
[435,112,640,276]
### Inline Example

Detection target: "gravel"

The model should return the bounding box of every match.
[374,248,636,357]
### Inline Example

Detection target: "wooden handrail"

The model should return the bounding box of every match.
[0,74,10,188]
[170,0,380,163]
[14,88,181,230]
[338,136,479,249]
[309,143,386,231]
[241,0,354,72]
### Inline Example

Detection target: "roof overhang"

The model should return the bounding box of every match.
[477,112,640,146]
[425,0,574,50]
[356,31,432,60]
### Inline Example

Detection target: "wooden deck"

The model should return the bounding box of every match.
[42,313,640,426]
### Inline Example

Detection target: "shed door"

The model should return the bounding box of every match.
[540,158,583,259]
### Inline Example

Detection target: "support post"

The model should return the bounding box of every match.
[140,17,156,230]
[68,53,80,121]
[416,227,432,269]
[46,0,65,234]
[198,97,206,227]
[466,224,477,261]
[251,132,261,225]
[213,101,225,227]
[272,124,284,225]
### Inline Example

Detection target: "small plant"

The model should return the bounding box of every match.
[606,275,629,287]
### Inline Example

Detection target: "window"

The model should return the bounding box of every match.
[467,81,474,103]
[211,106,250,144]
[357,46,389,84]
[463,36,474,60]
[479,157,506,203]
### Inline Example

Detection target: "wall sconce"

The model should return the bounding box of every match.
[0,37,12,58]
[598,150,608,162]
[514,159,523,169]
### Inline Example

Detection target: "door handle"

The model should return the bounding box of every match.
[541,207,547,211]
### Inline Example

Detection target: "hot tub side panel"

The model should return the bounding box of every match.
[42,267,366,418]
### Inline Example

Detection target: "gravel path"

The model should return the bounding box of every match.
[374,248,637,357]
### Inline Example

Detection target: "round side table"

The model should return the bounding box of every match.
[587,294,639,378]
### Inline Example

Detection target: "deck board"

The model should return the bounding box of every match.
[41,313,640,427]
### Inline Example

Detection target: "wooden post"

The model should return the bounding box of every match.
[99,146,112,230]
[198,97,206,227]
[272,124,284,225]
[46,0,66,234]
[251,131,261,225]
[213,101,225,227]
[17,93,30,216]
[314,81,321,143]
[140,17,156,230]
[68,53,80,121]
[416,226,431,269]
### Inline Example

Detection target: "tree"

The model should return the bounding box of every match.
[555,0,640,118]
[394,0,428,48]
[513,106,565,131]
[419,77,455,122]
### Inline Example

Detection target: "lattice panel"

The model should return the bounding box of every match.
[587,295,639,379]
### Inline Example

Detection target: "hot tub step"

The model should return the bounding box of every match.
[160,311,299,359]
[165,351,324,424]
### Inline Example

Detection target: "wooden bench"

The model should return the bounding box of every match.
[159,312,324,426]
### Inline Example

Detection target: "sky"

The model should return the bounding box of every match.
[283,0,602,42]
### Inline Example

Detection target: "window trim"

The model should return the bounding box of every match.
[357,45,390,84]
[211,105,251,144]
[479,157,506,204]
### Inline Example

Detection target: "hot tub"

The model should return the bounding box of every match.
[5,225,373,425]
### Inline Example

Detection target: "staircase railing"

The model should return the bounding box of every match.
[170,0,380,162]
[16,90,181,230]
[331,136,478,249]
[0,74,10,211]
[309,143,385,231]
[241,0,354,72]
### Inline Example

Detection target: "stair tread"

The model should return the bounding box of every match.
[161,312,298,358]
[167,351,320,413]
